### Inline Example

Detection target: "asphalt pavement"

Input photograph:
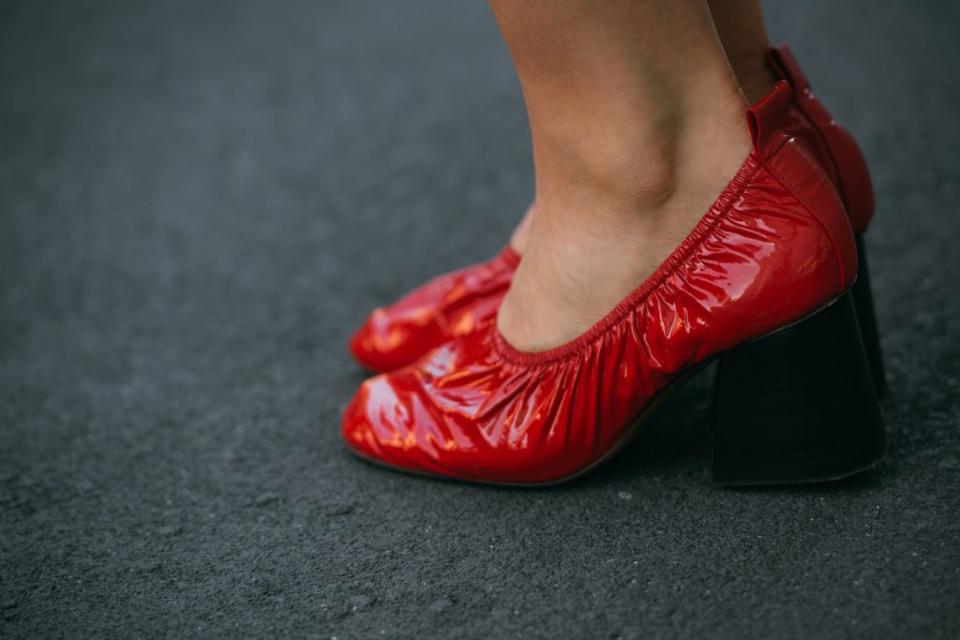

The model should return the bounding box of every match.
[2,1,959,638]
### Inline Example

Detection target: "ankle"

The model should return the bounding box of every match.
[728,52,778,105]
[532,85,751,230]
[499,92,753,352]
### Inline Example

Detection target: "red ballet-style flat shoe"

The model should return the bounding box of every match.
[347,46,885,394]
[342,83,886,486]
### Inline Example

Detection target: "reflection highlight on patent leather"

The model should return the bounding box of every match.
[341,82,886,486]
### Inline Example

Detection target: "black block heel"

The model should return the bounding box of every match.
[852,233,887,397]
[712,294,886,486]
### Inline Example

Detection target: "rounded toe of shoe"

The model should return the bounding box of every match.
[340,374,415,469]
[341,371,467,480]
[348,315,401,373]
[340,385,379,461]
[348,320,384,372]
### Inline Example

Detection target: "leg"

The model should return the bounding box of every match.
[709,0,777,103]
[489,0,752,351]
[510,0,774,257]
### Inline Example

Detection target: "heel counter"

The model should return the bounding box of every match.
[820,121,875,232]
[747,82,858,294]
[764,138,859,295]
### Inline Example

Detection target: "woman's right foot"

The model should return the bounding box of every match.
[342,84,885,485]
[349,47,880,377]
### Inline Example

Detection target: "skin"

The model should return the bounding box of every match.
[506,0,778,252]
[490,0,762,351]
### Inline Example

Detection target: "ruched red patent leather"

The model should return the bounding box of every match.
[342,82,860,485]
[349,246,519,372]
[348,45,874,373]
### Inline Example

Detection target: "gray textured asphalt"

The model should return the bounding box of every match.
[2,1,959,638]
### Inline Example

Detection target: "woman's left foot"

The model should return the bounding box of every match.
[341,84,884,485]
[348,244,520,372]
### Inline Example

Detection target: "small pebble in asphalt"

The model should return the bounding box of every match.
[430,598,454,613]
[254,492,283,507]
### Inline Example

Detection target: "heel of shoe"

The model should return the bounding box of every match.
[853,233,887,397]
[712,294,886,486]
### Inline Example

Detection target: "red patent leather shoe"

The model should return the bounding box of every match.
[348,46,884,393]
[348,246,519,372]
[342,83,886,486]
